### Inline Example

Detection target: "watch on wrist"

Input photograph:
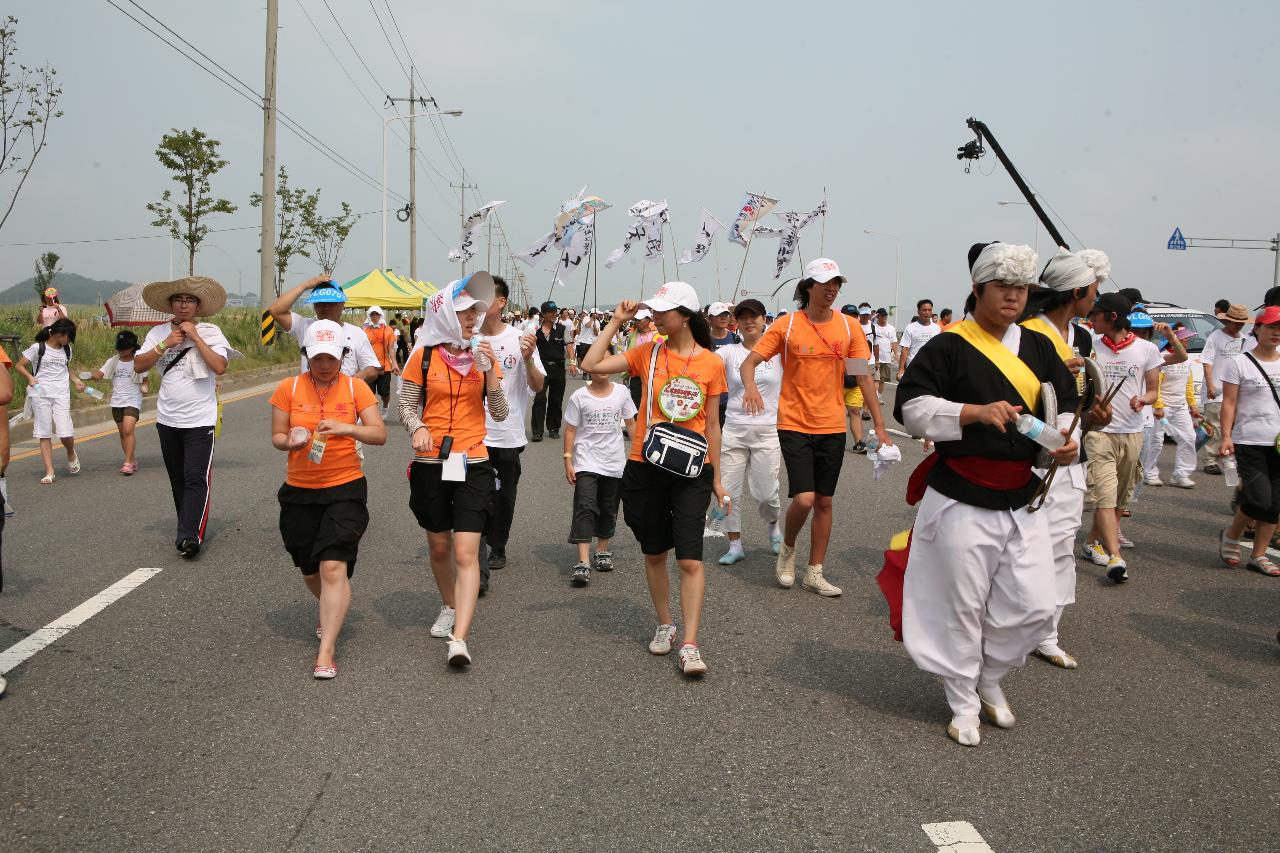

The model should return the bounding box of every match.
[154,342,167,354]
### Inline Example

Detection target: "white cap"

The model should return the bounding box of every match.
[303,319,345,360]
[635,308,653,320]
[640,281,700,314]
[802,257,846,284]
[449,271,495,313]
[366,305,384,318]
[707,301,732,316]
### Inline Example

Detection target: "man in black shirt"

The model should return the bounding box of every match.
[531,300,572,440]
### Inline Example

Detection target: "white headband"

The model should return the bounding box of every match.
[1075,248,1111,284]
[971,242,1038,286]
[1039,247,1097,293]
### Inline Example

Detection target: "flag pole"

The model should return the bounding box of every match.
[714,234,722,302]
[820,188,827,255]
[592,216,599,312]
[731,231,754,305]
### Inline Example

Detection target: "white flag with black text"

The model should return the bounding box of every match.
[448,200,506,263]
[677,208,724,265]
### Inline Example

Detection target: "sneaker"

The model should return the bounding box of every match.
[1117,531,1135,549]
[178,538,200,559]
[1171,475,1196,489]
[548,430,560,439]
[861,410,871,421]
[775,542,796,588]
[478,576,489,597]
[446,635,471,667]
[315,623,322,640]
[1143,475,1163,486]
[718,548,745,565]
[429,605,456,638]
[799,564,842,597]
[121,462,138,475]
[530,433,543,442]
[312,663,337,680]
[593,551,614,572]
[1081,541,1109,566]
[677,643,707,676]
[571,562,591,587]
[1106,555,1129,583]
[488,547,507,570]
[649,624,677,655]
[1204,461,1222,475]
[852,441,867,454]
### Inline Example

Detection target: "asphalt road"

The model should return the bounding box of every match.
[1,378,1276,852]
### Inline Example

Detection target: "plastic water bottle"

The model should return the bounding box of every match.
[1160,417,1170,427]
[1222,456,1240,488]
[704,498,731,538]
[82,386,105,401]
[1016,413,1066,451]
[865,431,880,453]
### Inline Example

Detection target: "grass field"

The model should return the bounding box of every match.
[4,306,300,411]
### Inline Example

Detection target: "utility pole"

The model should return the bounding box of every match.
[258,0,279,343]
[386,69,429,281]
[449,170,478,274]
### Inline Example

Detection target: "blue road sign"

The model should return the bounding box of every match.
[1168,227,1187,251]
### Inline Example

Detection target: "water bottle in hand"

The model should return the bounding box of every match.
[1016,414,1066,451]
[1222,456,1240,488]
[82,386,105,401]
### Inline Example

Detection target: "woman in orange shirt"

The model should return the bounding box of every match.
[270,320,387,679]
[582,281,730,678]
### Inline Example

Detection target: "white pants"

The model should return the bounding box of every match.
[1037,463,1084,646]
[31,394,73,439]
[719,421,781,535]
[1143,406,1197,480]
[902,487,1056,718]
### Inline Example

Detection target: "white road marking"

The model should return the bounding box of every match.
[0,568,163,675]
[887,428,913,439]
[922,821,995,853]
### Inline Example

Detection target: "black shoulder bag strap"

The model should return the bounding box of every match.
[162,347,191,375]
[1243,351,1280,412]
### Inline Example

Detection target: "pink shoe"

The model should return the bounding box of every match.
[312,663,337,679]
[121,462,138,475]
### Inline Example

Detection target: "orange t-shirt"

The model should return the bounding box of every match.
[364,325,396,370]
[403,345,501,461]
[270,373,378,489]
[623,341,727,463]
[0,347,11,366]
[753,311,871,434]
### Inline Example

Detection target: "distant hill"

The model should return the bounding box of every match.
[0,272,134,305]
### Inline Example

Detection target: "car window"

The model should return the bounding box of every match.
[1150,313,1222,353]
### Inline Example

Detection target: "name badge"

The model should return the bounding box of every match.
[658,375,704,422]
[441,450,467,482]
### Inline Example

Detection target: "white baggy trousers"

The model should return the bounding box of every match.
[1037,461,1085,646]
[719,421,782,536]
[902,486,1056,718]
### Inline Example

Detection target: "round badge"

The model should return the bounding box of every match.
[658,375,704,422]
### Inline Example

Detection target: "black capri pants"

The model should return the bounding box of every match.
[621,460,714,561]
[278,478,369,577]
[1235,443,1280,524]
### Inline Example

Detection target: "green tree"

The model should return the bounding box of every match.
[32,249,59,297]
[250,166,317,295]
[304,200,357,277]
[0,16,63,234]
[146,128,237,276]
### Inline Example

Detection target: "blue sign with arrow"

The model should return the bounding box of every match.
[1168,227,1187,251]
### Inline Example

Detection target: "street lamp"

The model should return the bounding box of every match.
[382,109,463,270]
[997,199,1039,255]
[863,229,901,327]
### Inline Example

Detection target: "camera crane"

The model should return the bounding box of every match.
[956,118,1069,251]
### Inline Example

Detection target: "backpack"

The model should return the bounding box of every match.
[34,341,72,376]
[419,345,486,408]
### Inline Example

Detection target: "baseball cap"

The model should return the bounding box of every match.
[635,308,653,320]
[708,301,732,317]
[450,271,495,313]
[1090,292,1132,317]
[1256,306,1280,325]
[304,283,346,304]
[641,281,700,314]
[303,319,345,360]
[858,305,873,315]
[802,258,846,284]
[734,299,767,318]
[840,304,859,316]
[875,308,888,317]
[540,300,558,314]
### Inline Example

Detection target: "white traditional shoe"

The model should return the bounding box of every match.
[1034,644,1079,669]
[775,542,796,588]
[799,564,842,597]
[947,717,981,747]
[979,685,1016,729]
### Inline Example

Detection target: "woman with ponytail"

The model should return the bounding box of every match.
[17,318,84,483]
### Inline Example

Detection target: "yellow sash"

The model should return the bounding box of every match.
[1020,315,1075,364]
[946,319,1041,414]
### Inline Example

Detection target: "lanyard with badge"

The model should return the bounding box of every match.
[1242,351,1280,451]
[657,344,704,422]
[438,356,471,481]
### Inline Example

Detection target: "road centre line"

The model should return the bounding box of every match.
[921,821,995,853]
[0,567,163,675]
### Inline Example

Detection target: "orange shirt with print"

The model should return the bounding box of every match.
[623,341,727,463]
[403,345,502,460]
[364,325,396,370]
[753,311,871,434]
[270,373,378,489]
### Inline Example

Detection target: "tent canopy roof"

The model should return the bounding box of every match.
[340,269,436,309]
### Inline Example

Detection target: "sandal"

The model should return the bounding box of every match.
[1219,529,1241,567]
[40,474,54,485]
[1245,555,1280,577]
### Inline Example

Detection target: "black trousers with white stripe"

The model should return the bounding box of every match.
[157,423,216,547]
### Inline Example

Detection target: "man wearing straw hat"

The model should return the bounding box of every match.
[1199,302,1254,475]
[133,276,231,559]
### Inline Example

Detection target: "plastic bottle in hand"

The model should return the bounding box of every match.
[705,497,731,538]
[82,385,105,401]
[865,431,880,453]
[1222,455,1240,488]
[1016,414,1066,451]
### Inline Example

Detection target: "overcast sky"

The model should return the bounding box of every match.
[3,0,1278,313]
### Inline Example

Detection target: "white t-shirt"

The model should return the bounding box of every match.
[1093,337,1164,434]
[563,382,636,478]
[1201,329,1250,401]
[484,324,546,449]
[1158,359,1193,409]
[22,342,70,400]
[288,313,380,377]
[1220,354,1280,446]
[718,341,781,428]
[577,319,598,345]
[870,323,897,363]
[559,319,576,345]
[99,355,145,409]
[899,321,941,363]
[141,324,227,428]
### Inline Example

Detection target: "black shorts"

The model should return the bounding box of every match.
[366,370,391,398]
[778,430,846,497]
[1235,444,1280,524]
[408,459,494,533]
[112,406,140,423]
[621,459,714,561]
[278,478,369,576]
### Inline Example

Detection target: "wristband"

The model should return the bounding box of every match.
[154,342,167,355]
[563,452,572,459]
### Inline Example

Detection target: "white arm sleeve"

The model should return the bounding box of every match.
[901,395,965,442]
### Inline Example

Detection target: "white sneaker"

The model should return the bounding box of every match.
[1117,531,1135,549]
[1171,475,1196,489]
[1143,475,1163,486]
[677,643,707,676]
[775,542,796,588]
[648,624,677,655]
[446,635,471,667]
[429,605,456,638]
[1081,541,1109,566]
[799,564,842,597]
[1106,555,1129,583]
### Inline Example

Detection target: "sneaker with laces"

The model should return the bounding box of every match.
[775,542,796,588]
[447,635,471,667]
[429,605,456,638]
[1171,475,1196,489]
[1081,541,1109,566]
[1106,555,1129,583]
[593,551,614,572]
[677,643,707,676]
[571,562,591,586]
[1203,461,1222,475]
[799,564,842,597]
[648,624,677,655]
[1143,475,1163,486]
[1117,531,1135,549]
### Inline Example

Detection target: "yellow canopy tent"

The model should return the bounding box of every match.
[391,273,438,304]
[340,269,435,309]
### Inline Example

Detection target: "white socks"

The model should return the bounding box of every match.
[767,521,780,539]
[727,539,744,556]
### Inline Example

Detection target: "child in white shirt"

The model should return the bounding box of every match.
[88,330,151,475]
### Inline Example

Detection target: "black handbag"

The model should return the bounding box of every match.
[640,341,709,478]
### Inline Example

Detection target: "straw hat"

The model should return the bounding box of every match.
[142,276,227,317]
[1214,303,1250,324]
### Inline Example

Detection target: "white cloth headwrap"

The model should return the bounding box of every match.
[970,242,1038,285]
[415,280,466,351]
[1075,248,1111,284]
[1039,247,1097,292]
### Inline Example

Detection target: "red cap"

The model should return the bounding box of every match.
[1256,306,1280,326]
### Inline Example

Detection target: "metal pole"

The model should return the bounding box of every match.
[258,0,278,305]
[460,169,467,276]
[381,118,389,270]
[1274,232,1279,288]
[894,239,901,329]
[408,69,417,281]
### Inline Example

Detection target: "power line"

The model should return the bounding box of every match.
[0,210,384,248]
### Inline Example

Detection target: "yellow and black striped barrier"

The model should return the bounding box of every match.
[260,310,276,346]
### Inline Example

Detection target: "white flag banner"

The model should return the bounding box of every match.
[728,191,778,247]
[556,216,595,276]
[678,208,724,265]
[447,200,506,263]
[768,199,827,278]
[604,200,669,269]
[554,195,610,242]
[514,231,556,268]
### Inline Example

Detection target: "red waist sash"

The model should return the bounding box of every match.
[905,453,1033,506]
